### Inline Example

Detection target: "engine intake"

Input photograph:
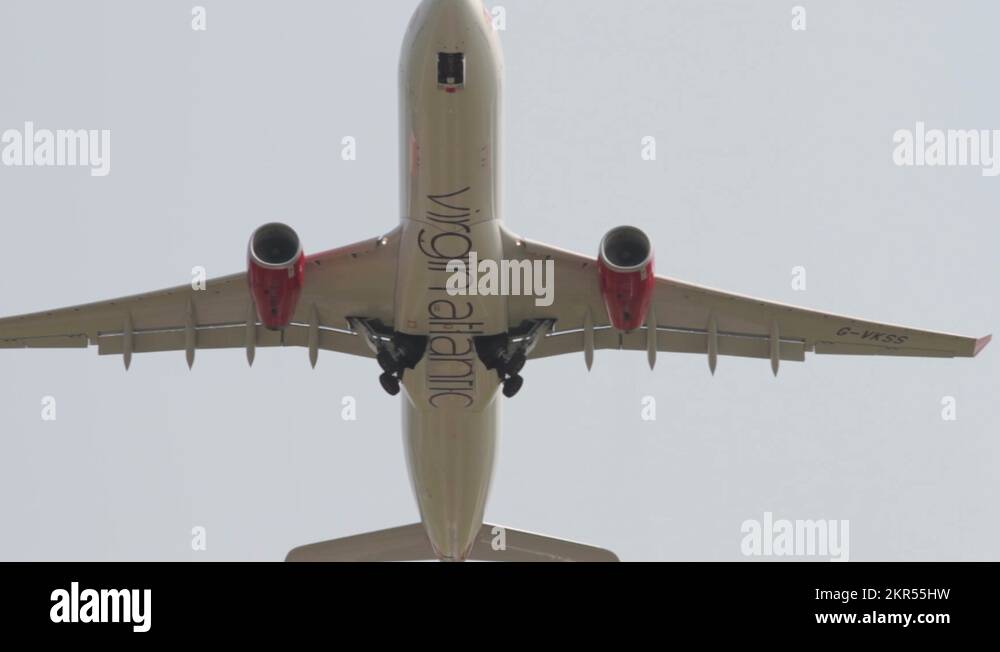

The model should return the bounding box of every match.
[248,223,306,330]
[598,226,655,332]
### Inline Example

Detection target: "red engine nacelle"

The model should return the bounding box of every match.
[247,223,306,330]
[597,226,655,332]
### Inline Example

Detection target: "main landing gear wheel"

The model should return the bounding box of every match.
[379,372,401,396]
[502,374,524,398]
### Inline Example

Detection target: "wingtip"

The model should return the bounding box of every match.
[974,334,992,357]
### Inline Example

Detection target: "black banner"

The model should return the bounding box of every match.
[0,562,994,638]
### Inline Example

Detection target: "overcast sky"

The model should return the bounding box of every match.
[0,0,996,561]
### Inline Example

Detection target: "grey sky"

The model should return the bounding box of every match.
[0,0,996,561]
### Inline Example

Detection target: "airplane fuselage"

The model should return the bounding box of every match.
[395,0,505,560]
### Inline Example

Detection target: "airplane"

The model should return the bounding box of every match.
[0,0,990,562]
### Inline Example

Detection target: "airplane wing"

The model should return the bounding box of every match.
[0,227,402,368]
[500,227,990,372]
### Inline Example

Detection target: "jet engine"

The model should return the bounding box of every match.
[248,223,306,330]
[597,226,655,332]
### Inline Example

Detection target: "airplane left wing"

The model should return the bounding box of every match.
[500,227,990,371]
[0,227,402,367]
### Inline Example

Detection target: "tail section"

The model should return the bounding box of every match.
[469,524,619,562]
[285,523,618,562]
[285,524,433,562]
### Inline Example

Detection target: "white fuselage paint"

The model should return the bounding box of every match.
[395,0,506,560]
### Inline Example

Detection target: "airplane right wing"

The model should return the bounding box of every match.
[500,227,990,371]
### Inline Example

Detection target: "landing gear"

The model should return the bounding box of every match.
[502,374,524,398]
[379,372,401,396]
[507,351,526,376]
[474,320,555,400]
[349,318,428,397]
[377,350,395,373]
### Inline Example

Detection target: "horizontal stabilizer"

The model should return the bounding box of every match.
[469,524,619,562]
[285,524,433,562]
[285,523,618,562]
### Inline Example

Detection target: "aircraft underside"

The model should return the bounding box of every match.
[0,0,989,562]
